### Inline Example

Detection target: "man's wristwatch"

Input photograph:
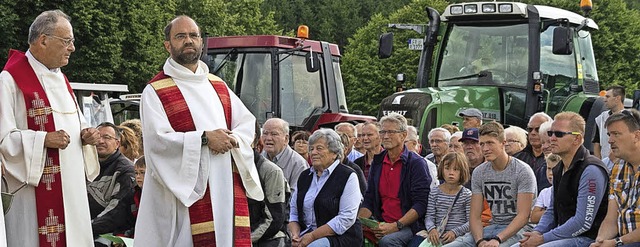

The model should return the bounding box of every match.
[483,235,502,244]
[201,132,208,146]
[615,237,624,246]
[395,221,404,230]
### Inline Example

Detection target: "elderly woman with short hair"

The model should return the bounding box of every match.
[504,126,528,156]
[289,129,363,247]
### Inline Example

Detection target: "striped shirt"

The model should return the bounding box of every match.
[609,160,640,235]
[424,186,472,237]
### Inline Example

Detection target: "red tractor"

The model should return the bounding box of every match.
[203,26,375,131]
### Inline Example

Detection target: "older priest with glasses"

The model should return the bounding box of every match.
[0,10,101,247]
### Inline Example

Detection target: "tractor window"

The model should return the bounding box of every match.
[577,30,598,81]
[333,58,349,113]
[541,26,579,115]
[438,23,529,87]
[209,52,272,124]
[540,26,577,84]
[279,53,324,126]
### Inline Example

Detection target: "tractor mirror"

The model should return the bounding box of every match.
[552,26,572,55]
[378,32,394,59]
[305,52,320,73]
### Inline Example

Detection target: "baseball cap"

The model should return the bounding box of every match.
[459,128,479,142]
[458,108,483,119]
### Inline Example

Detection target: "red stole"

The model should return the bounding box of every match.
[3,49,75,247]
[148,71,251,247]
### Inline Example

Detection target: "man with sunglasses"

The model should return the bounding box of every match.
[514,112,553,193]
[87,122,135,246]
[0,10,101,247]
[518,112,609,247]
[591,109,640,247]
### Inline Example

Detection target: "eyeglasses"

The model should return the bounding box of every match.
[174,32,201,41]
[429,139,445,144]
[100,135,117,141]
[46,34,75,47]
[506,139,520,144]
[526,126,540,133]
[379,130,405,135]
[547,131,580,138]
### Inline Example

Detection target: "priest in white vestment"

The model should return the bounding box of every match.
[0,10,100,247]
[135,16,263,247]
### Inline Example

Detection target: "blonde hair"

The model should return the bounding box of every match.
[478,121,505,142]
[120,119,143,156]
[554,112,585,134]
[118,125,140,161]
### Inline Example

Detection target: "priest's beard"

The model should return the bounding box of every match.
[171,43,202,66]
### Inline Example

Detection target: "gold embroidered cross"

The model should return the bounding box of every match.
[38,209,65,247]
[27,92,53,131]
[41,156,60,191]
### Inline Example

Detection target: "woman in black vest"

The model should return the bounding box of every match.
[288,129,363,247]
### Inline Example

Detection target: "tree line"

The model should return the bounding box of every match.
[1,0,638,116]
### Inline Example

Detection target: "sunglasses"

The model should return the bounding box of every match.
[526,127,540,133]
[621,110,640,126]
[547,131,580,138]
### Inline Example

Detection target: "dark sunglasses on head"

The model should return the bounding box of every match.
[621,110,640,126]
[547,131,580,138]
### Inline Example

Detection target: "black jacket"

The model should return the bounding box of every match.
[552,146,609,239]
[87,150,135,236]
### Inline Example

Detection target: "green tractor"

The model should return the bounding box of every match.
[378,1,604,151]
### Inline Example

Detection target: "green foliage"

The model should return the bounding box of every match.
[0,0,279,93]
[342,0,450,115]
[344,0,640,115]
[261,0,411,48]
[625,0,640,11]
[517,0,640,94]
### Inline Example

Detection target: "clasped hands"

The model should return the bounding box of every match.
[372,222,400,239]
[203,129,238,155]
[518,231,544,247]
[45,128,99,149]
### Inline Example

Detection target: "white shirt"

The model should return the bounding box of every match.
[134,58,262,247]
[0,50,99,247]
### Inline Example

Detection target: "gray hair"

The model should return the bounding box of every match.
[428,127,451,143]
[505,126,528,147]
[539,120,553,135]
[309,129,345,161]
[452,131,463,139]
[29,10,71,44]
[406,126,419,141]
[379,113,408,131]
[264,118,289,135]
[529,112,552,124]
[335,122,357,136]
